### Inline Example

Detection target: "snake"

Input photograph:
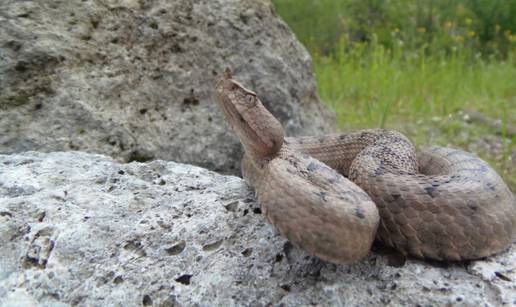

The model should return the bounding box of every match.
[216,72,516,264]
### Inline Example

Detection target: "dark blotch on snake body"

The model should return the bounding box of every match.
[355,207,365,219]
[314,191,328,202]
[374,165,386,177]
[307,162,319,172]
[424,186,437,198]
[287,167,296,174]
[327,176,337,184]
[288,157,299,168]
[485,183,496,191]
[467,201,478,212]
[391,193,401,201]
[349,168,359,180]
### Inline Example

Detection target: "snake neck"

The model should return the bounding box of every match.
[216,76,284,161]
[242,142,296,188]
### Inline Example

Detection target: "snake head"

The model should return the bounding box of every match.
[216,74,284,160]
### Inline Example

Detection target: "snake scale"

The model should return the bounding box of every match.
[216,72,516,264]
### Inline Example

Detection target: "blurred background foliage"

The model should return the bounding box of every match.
[272,0,516,188]
[273,0,516,57]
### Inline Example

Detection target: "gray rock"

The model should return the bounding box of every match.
[1,151,515,306]
[0,0,336,174]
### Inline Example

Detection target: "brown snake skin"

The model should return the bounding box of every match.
[216,72,516,264]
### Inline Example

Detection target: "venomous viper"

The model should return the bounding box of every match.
[216,72,516,264]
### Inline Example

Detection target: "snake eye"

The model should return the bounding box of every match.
[245,94,257,106]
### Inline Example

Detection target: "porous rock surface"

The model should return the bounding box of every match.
[1,152,515,306]
[0,0,335,174]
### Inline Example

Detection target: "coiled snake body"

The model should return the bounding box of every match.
[216,73,516,264]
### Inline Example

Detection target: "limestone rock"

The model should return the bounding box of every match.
[1,152,515,306]
[0,0,335,174]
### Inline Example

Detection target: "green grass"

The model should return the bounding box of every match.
[272,0,516,189]
[316,41,516,129]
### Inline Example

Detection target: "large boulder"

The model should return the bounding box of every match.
[0,0,335,174]
[1,152,515,306]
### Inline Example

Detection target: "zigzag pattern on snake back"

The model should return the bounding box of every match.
[216,71,516,264]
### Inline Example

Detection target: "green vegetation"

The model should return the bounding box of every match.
[272,0,516,188]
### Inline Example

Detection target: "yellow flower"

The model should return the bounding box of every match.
[504,30,516,43]
[465,18,473,26]
[417,27,426,33]
[468,31,475,37]
[454,36,464,43]
[444,21,453,29]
